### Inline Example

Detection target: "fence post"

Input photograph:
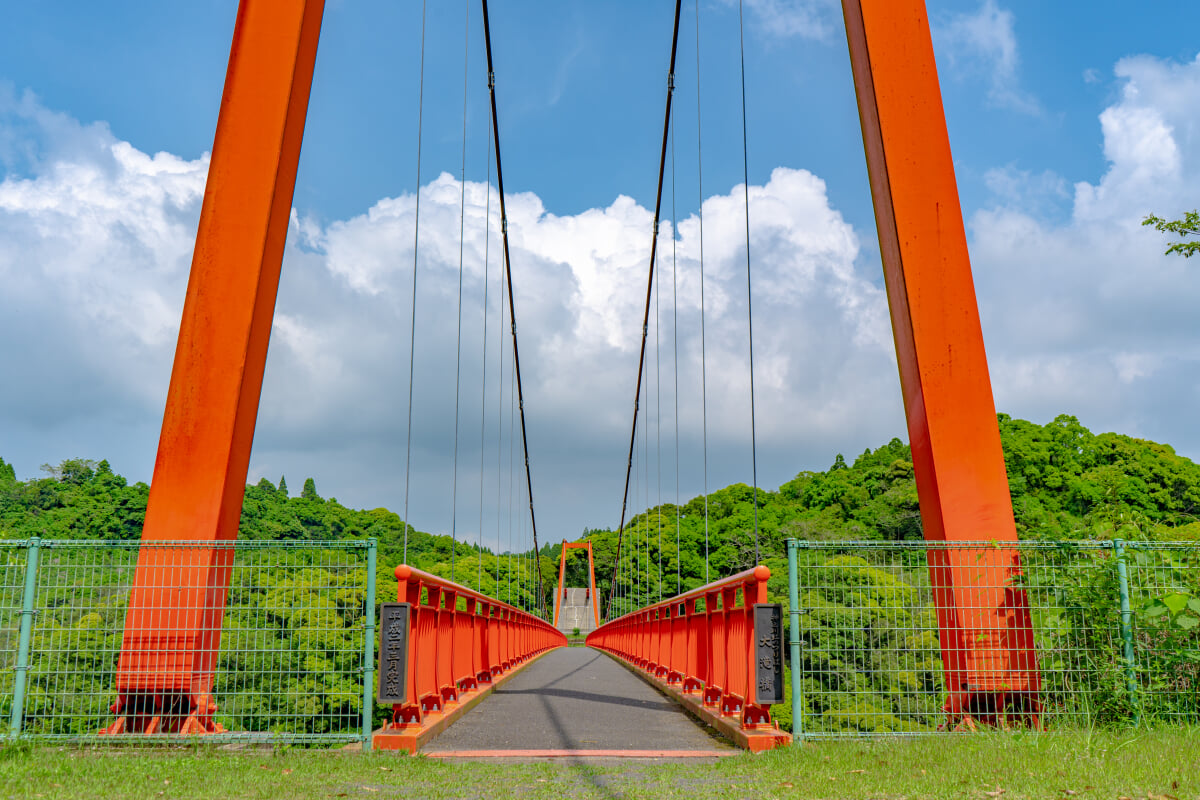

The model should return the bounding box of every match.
[9,537,41,738]
[362,538,377,750]
[1111,539,1140,726]
[786,538,803,742]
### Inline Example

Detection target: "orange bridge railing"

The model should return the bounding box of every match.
[586,565,791,752]
[373,565,566,752]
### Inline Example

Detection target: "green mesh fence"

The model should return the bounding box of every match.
[2,539,375,745]
[787,540,1199,737]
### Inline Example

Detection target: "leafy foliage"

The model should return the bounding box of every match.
[3,412,1199,734]
[1144,210,1200,258]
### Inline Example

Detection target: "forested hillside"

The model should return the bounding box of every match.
[561,413,1200,604]
[4,413,1200,610]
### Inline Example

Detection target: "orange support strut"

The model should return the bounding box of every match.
[104,0,326,735]
[553,540,599,630]
[841,0,1039,726]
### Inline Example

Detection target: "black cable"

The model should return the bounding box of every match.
[481,0,546,614]
[477,122,492,592]
[450,0,470,580]
[737,0,760,564]
[656,225,662,603]
[605,0,684,620]
[695,0,711,585]
[671,114,681,597]
[402,0,428,565]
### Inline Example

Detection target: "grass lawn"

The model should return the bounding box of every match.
[2,729,1197,800]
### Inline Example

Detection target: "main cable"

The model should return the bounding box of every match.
[402,0,428,564]
[605,0,684,621]
[481,0,546,614]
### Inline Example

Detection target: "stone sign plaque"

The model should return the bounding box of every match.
[753,603,784,706]
[377,602,411,705]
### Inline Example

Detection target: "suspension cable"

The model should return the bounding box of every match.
[481,0,546,614]
[671,115,681,597]
[737,0,760,564]
[655,207,663,603]
[477,122,492,592]
[644,369,650,606]
[508,344,515,605]
[695,0,711,585]
[402,0,429,565]
[450,0,471,580]
[605,0,684,620]
[495,243,505,593]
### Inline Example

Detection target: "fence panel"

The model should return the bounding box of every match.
[789,540,1199,737]
[0,542,29,736]
[1122,541,1200,724]
[8,539,372,744]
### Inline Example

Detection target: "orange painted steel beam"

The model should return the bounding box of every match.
[374,566,566,753]
[553,541,599,629]
[107,0,326,735]
[587,567,791,753]
[841,0,1039,726]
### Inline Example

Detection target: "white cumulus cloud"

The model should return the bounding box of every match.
[934,0,1040,115]
[971,53,1200,449]
[0,90,899,545]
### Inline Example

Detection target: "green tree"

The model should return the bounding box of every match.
[1143,210,1199,258]
[302,477,320,501]
[278,475,288,496]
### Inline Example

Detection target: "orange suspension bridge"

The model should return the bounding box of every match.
[95,0,1040,756]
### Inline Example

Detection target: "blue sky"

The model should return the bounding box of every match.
[2,1,1200,552]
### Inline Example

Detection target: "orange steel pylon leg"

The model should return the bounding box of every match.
[104,0,326,735]
[553,541,599,630]
[841,0,1040,726]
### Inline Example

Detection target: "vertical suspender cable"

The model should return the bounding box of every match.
[450,0,471,579]
[695,0,711,584]
[737,0,760,563]
[643,362,650,606]
[656,238,662,603]
[644,372,650,605]
[402,0,429,564]
[606,0,683,619]
[481,0,546,614]
[633,414,640,606]
[671,120,681,597]
[495,254,505,592]
[508,347,515,605]
[477,124,492,592]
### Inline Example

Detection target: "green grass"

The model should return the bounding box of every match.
[2,729,1198,799]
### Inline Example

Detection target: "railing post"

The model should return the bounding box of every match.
[786,538,803,742]
[362,538,377,749]
[1111,539,1140,725]
[9,537,41,739]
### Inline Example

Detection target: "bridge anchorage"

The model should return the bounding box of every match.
[97,0,1039,753]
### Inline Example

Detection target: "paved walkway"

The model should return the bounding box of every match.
[423,647,732,755]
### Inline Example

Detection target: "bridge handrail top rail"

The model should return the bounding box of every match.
[601,565,770,627]
[785,538,1200,551]
[395,563,557,626]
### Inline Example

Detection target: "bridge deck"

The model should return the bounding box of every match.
[422,647,733,756]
